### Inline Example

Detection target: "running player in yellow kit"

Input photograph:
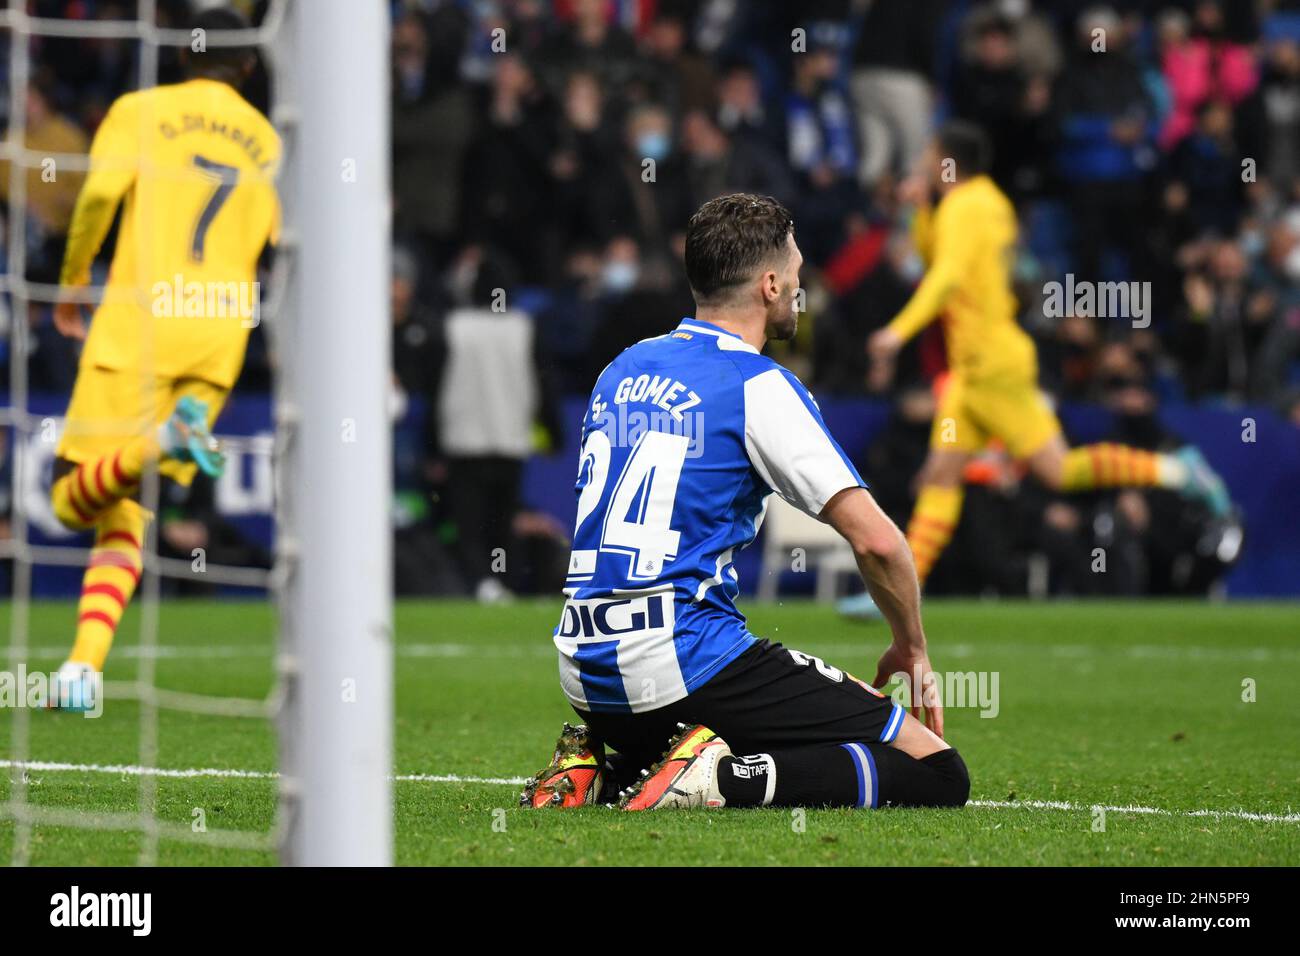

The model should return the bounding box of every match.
[844,122,1230,613]
[47,8,280,707]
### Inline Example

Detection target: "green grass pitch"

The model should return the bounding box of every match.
[1,598,1297,865]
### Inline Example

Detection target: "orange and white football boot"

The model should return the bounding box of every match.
[519,722,606,808]
[619,723,732,811]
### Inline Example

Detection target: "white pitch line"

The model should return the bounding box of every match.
[12,641,1300,662]
[2,759,277,780]
[3,759,1296,824]
[0,759,529,786]
[967,799,1300,824]
[397,772,529,785]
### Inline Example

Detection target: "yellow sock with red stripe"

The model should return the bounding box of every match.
[50,434,160,531]
[1059,443,1175,491]
[67,500,148,672]
[905,484,964,588]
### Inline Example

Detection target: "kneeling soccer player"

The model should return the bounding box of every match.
[521,194,969,812]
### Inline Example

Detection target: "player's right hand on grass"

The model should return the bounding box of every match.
[53,295,88,340]
[873,643,945,738]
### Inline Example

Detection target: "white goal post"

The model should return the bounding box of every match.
[280,0,393,866]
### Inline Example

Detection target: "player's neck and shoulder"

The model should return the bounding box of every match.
[115,75,280,161]
[675,317,763,360]
[592,317,791,423]
[620,316,817,419]
[623,316,785,380]
[122,75,250,114]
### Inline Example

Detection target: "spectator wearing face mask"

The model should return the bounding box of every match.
[585,236,693,382]
[586,102,693,265]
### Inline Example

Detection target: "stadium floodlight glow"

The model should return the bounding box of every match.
[280,0,394,866]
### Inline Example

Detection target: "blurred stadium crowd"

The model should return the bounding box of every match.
[394,0,1300,599]
[404,0,1300,407]
[3,0,1300,599]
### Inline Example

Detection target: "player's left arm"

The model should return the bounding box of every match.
[743,366,943,735]
[55,96,139,338]
[822,487,922,645]
[820,486,942,736]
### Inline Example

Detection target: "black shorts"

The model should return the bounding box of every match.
[575,639,906,773]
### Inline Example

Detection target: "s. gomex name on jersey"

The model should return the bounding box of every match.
[554,318,866,713]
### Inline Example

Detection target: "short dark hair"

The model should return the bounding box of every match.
[937,120,992,178]
[684,193,793,304]
[185,7,255,80]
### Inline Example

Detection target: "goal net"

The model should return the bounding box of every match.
[0,0,391,866]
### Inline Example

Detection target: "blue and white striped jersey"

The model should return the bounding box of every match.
[554,318,866,713]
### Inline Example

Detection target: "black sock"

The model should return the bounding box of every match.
[718,747,858,807]
[715,753,777,806]
[874,745,970,808]
[719,745,970,809]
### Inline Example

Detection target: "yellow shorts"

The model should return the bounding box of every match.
[930,373,1061,460]
[55,365,228,487]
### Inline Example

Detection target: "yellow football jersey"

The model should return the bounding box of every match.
[61,78,281,388]
[887,174,1035,383]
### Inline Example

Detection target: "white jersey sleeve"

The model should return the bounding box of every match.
[743,366,867,517]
